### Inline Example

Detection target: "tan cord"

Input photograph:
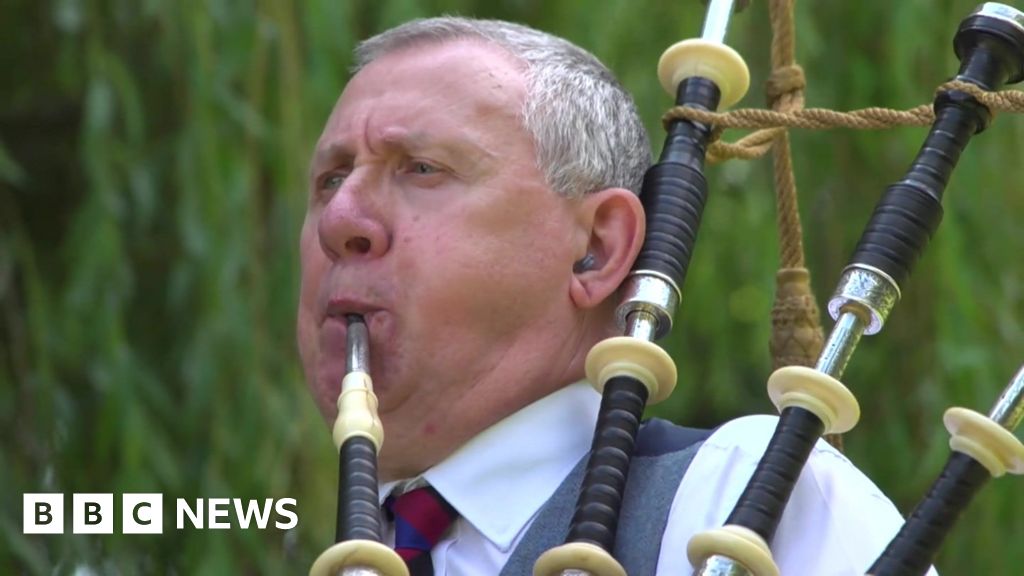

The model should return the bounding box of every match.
[765,0,804,270]
[664,80,1024,162]
[678,2,1022,448]
[759,0,835,449]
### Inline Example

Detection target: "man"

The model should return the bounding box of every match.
[297,16,929,576]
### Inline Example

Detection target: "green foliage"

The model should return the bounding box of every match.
[3,0,1023,573]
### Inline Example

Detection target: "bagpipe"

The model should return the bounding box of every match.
[309,1,1024,575]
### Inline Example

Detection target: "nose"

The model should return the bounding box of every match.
[317,175,390,262]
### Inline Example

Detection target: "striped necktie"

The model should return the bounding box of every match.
[385,485,458,576]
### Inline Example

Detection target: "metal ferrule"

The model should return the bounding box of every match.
[346,315,369,375]
[973,3,1024,32]
[616,271,681,341]
[701,0,738,43]
[626,310,660,342]
[989,363,1024,430]
[695,555,753,576]
[815,310,868,379]
[826,264,901,335]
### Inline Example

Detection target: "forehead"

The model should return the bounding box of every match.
[318,40,529,147]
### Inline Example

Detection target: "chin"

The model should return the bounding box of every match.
[303,363,337,424]
[310,382,337,426]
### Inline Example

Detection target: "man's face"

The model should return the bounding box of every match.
[298,41,585,478]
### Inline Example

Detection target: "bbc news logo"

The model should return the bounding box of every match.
[24,494,298,534]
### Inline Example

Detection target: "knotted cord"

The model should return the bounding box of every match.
[684,0,1023,449]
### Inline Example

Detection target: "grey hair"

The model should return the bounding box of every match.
[353,16,652,198]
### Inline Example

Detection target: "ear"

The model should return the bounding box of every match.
[568,187,645,310]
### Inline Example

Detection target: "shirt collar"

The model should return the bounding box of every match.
[381,381,600,551]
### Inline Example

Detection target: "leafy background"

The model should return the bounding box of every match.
[3,0,1024,573]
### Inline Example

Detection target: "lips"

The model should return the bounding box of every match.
[315,297,393,416]
[322,297,383,325]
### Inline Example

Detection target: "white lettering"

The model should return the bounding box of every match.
[123,494,163,534]
[23,494,296,533]
[208,498,230,529]
[233,499,273,529]
[23,494,64,534]
[176,498,203,529]
[72,493,113,534]
[275,498,298,530]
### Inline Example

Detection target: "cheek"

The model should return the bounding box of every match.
[297,220,328,356]
[399,224,568,325]
[393,228,486,321]
[299,224,324,301]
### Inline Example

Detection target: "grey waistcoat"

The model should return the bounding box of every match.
[499,419,709,576]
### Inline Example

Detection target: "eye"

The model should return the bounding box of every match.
[319,172,346,191]
[310,170,349,205]
[409,160,440,175]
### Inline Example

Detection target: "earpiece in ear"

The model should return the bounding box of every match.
[573,253,597,273]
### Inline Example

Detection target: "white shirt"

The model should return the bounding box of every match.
[380,381,937,575]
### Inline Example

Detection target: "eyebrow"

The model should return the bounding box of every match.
[310,128,497,179]
[312,141,354,170]
[378,128,487,161]
[307,142,349,184]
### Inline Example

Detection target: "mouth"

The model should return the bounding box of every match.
[315,297,392,414]
[322,297,383,326]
